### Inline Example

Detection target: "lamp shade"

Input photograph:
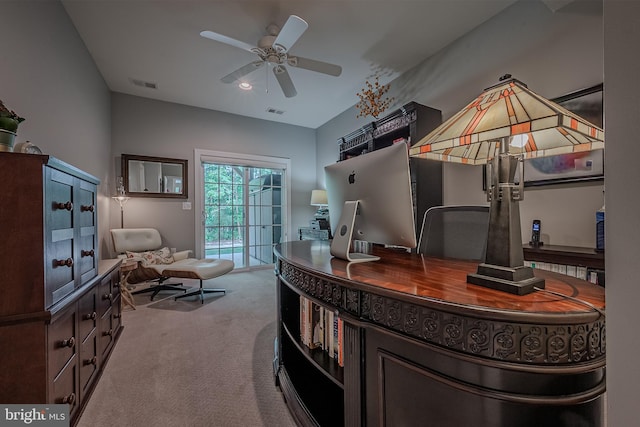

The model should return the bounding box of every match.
[409,76,604,164]
[407,76,604,295]
[310,189,328,206]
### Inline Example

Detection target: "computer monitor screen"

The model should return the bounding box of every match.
[324,143,416,262]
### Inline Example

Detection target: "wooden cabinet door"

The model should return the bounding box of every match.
[45,167,76,308]
[77,179,98,284]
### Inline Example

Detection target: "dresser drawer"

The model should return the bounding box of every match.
[51,355,78,420]
[97,275,115,319]
[99,306,117,359]
[79,330,98,399]
[48,306,77,379]
[77,289,97,342]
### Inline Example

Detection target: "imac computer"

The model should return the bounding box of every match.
[325,143,417,263]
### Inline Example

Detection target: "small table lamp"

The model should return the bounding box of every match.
[310,189,329,218]
[409,75,604,295]
[112,176,130,228]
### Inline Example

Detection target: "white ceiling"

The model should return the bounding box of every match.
[62,0,518,129]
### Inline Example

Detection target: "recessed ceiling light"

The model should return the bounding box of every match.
[238,82,252,90]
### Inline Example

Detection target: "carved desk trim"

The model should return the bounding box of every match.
[276,241,605,367]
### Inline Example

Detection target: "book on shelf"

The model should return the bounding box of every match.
[298,296,344,366]
[525,260,603,285]
[300,296,314,346]
[300,295,307,345]
[576,266,588,280]
[337,317,344,367]
[310,303,322,349]
[327,310,334,358]
[333,311,339,360]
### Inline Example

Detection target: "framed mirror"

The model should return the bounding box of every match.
[122,154,188,198]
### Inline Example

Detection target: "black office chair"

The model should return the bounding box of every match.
[417,205,490,261]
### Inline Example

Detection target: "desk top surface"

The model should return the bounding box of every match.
[275,240,605,316]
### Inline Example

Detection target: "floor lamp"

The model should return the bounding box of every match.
[112,176,130,228]
[409,75,604,295]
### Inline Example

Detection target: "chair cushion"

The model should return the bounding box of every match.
[155,258,235,280]
[112,228,162,253]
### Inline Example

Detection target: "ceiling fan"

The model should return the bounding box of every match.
[200,15,342,98]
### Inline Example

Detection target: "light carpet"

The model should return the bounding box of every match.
[77,268,297,427]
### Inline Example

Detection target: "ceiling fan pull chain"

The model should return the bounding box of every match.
[265,63,269,94]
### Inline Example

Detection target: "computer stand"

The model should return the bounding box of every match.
[330,200,380,263]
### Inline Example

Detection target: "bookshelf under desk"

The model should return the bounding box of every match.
[523,243,604,270]
[523,243,605,285]
[273,240,606,427]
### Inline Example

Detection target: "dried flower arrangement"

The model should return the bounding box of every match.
[355,76,394,118]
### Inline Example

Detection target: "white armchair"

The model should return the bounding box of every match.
[111,228,234,303]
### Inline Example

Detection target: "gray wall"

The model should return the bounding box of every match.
[604,1,640,425]
[110,93,317,255]
[317,0,604,247]
[0,1,112,256]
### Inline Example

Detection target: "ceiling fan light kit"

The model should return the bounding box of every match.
[200,15,342,98]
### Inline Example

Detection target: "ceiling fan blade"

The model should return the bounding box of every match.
[273,65,297,98]
[287,56,342,77]
[273,15,308,52]
[221,61,264,83]
[200,30,257,53]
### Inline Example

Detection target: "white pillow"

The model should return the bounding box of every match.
[126,247,174,266]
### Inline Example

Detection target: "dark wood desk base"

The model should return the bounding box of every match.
[274,240,605,427]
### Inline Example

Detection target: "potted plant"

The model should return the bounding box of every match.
[0,99,25,152]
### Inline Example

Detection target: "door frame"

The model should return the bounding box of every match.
[194,148,292,261]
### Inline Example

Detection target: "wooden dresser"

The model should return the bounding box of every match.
[0,152,123,425]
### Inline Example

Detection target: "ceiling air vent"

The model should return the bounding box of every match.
[266,107,285,115]
[130,78,158,89]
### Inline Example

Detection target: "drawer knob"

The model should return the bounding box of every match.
[102,293,113,301]
[81,249,95,258]
[83,356,97,366]
[81,204,95,212]
[54,258,74,268]
[54,201,73,211]
[62,392,76,405]
[103,329,113,337]
[61,336,75,348]
[84,311,97,321]
[113,313,122,319]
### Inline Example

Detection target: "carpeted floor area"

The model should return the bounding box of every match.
[77,268,297,427]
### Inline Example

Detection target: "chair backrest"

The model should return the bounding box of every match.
[417,205,490,261]
[111,228,163,254]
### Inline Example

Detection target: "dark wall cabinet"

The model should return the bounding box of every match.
[0,153,122,425]
[337,102,444,239]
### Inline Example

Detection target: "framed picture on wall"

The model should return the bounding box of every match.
[483,83,604,188]
[524,83,604,187]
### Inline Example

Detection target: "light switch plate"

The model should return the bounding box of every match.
[182,202,192,210]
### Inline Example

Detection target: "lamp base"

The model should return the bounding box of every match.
[467,264,545,295]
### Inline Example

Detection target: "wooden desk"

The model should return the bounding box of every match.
[274,240,605,427]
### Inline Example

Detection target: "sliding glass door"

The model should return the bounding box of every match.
[195,150,290,270]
